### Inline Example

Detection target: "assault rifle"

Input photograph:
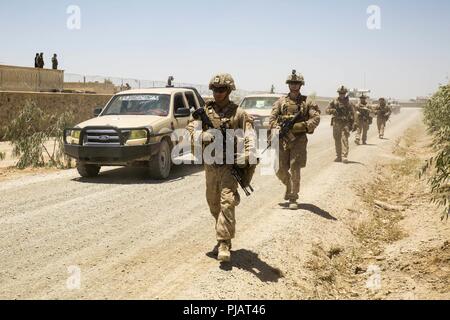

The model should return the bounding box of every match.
[192,108,254,196]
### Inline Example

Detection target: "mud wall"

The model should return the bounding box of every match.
[0,91,112,140]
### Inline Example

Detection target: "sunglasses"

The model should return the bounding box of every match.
[212,87,228,93]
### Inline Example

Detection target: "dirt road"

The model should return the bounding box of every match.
[0,109,435,299]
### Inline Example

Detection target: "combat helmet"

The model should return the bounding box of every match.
[286,69,305,85]
[209,73,236,91]
[337,85,348,94]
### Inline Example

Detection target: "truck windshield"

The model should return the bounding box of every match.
[241,97,278,109]
[102,94,171,116]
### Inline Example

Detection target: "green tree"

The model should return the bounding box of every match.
[422,85,450,220]
[2,100,74,169]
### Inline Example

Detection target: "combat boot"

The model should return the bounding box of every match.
[354,139,360,145]
[342,157,349,164]
[217,240,231,262]
[334,157,342,162]
[289,200,298,210]
[212,240,232,255]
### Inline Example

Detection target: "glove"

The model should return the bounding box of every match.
[292,121,308,134]
[201,131,215,142]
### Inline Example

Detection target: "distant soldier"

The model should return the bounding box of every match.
[374,98,392,139]
[38,53,44,68]
[34,53,39,68]
[52,54,58,70]
[269,70,321,209]
[354,94,373,145]
[326,86,355,163]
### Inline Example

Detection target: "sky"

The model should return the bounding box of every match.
[1,0,449,99]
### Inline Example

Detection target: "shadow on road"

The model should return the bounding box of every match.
[72,164,204,185]
[298,203,338,220]
[344,160,365,165]
[277,202,338,221]
[205,248,283,283]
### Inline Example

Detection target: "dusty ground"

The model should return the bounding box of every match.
[0,108,448,300]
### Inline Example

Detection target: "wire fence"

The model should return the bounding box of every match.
[64,73,260,100]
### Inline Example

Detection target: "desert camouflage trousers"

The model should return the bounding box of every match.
[276,134,308,201]
[333,120,350,158]
[205,164,240,241]
[355,119,370,144]
[377,117,387,137]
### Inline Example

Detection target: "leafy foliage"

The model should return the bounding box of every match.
[2,100,74,169]
[422,85,450,220]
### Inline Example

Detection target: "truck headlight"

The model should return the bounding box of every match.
[125,128,151,146]
[129,129,148,140]
[70,129,81,144]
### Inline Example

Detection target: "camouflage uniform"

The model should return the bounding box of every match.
[374,98,392,139]
[52,54,58,70]
[186,73,255,261]
[326,86,355,162]
[269,71,321,208]
[354,95,373,145]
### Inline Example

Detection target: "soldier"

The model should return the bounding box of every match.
[38,53,44,68]
[186,73,256,262]
[52,54,58,70]
[269,70,321,209]
[354,94,373,145]
[34,53,39,68]
[326,86,355,163]
[374,98,392,139]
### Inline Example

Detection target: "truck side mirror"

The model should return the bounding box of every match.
[174,107,191,118]
[94,108,103,117]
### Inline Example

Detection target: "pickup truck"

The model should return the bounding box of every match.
[239,94,283,130]
[64,87,204,179]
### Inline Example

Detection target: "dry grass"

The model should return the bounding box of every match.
[305,126,435,299]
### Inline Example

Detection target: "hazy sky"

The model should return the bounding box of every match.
[1,0,449,99]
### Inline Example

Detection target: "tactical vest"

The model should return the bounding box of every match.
[332,99,353,121]
[357,103,371,121]
[278,95,310,127]
[203,101,244,131]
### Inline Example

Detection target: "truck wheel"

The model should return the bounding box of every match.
[148,139,171,179]
[77,163,101,178]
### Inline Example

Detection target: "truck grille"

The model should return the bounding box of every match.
[83,129,127,146]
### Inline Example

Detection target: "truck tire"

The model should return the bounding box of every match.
[77,163,101,178]
[148,139,171,179]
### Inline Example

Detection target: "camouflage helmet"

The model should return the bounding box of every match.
[208,73,236,91]
[286,70,305,85]
[337,86,348,94]
[360,93,368,100]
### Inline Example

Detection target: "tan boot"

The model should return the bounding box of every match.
[217,240,231,262]
[289,200,298,210]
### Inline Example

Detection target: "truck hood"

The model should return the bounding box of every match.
[75,115,167,129]
[244,109,271,117]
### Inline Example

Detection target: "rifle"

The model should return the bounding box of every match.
[261,109,305,154]
[192,108,255,196]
